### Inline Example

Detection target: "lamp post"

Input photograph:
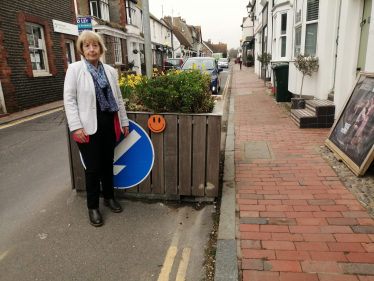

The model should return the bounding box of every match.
[165,42,169,58]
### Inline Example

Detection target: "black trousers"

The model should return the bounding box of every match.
[77,110,116,209]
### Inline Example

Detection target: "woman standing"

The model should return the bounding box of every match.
[64,31,129,227]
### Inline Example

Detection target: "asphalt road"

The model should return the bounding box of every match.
[0,110,216,281]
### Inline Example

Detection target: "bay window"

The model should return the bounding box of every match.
[293,0,319,57]
[280,13,287,57]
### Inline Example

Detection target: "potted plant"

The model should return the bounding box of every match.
[257,52,272,83]
[133,49,139,54]
[128,60,135,70]
[246,54,254,67]
[292,52,319,109]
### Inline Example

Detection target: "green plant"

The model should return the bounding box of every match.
[139,32,144,38]
[128,60,135,70]
[294,53,319,98]
[257,52,272,80]
[246,54,254,62]
[222,52,227,58]
[135,68,215,113]
[133,49,138,54]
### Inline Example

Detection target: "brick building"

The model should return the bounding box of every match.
[0,0,79,114]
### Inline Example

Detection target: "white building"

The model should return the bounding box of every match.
[250,0,374,116]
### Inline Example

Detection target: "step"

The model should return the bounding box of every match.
[291,109,318,129]
[305,99,335,116]
[328,92,334,102]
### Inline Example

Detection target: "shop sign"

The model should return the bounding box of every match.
[52,20,78,36]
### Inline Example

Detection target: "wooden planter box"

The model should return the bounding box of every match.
[66,103,222,201]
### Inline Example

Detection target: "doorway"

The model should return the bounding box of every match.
[65,39,76,66]
[357,0,372,72]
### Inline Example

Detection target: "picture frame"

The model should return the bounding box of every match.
[325,72,374,176]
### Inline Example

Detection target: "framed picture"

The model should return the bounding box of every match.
[325,72,374,176]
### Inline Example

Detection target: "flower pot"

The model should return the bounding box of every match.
[291,98,306,109]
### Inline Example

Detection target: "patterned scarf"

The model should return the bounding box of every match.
[84,58,119,112]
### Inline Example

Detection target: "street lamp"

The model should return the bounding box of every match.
[165,42,169,58]
[246,1,253,14]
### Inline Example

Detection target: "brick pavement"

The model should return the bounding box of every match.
[232,65,374,281]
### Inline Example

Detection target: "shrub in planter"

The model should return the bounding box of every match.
[133,49,139,54]
[291,53,319,109]
[257,52,272,81]
[246,54,254,67]
[128,60,135,70]
[118,68,215,113]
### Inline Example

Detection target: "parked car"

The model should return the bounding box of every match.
[163,59,184,72]
[181,57,223,95]
[218,58,229,68]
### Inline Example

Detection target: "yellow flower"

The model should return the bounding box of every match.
[202,64,205,67]
[153,68,158,72]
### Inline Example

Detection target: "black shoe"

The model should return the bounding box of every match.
[88,209,103,227]
[104,198,122,213]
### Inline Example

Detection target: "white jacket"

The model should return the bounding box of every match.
[64,60,129,134]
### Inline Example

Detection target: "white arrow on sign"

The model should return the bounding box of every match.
[113,130,141,175]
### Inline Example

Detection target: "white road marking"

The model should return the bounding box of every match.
[113,130,141,175]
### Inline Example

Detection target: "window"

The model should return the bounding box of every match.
[294,26,301,57]
[26,23,48,73]
[280,13,287,57]
[90,0,110,21]
[100,0,110,21]
[262,26,268,53]
[293,0,319,57]
[114,37,122,64]
[305,0,319,55]
[65,39,76,66]
[126,1,136,25]
[90,0,99,17]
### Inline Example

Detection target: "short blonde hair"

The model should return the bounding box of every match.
[77,30,107,56]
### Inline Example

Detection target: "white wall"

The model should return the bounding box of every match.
[334,0,364,116]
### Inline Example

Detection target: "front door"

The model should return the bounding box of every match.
[357,0,372,73]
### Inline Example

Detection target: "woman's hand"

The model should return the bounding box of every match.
[122,126,129,137]
[73,128,87,142]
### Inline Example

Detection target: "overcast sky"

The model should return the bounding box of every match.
[148,0,250,50]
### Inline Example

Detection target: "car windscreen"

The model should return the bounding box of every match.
[165,60,180,67]
[182,59,215,70]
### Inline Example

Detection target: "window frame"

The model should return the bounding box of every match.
[26,22,50,76]
[65,39,76,66]
[114,37,122,64]
[90,0,110,21]
[280,13,287,58]
[293,0,319,58]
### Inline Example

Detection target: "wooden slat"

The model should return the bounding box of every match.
[164,115,178,195]
[151,115,165,194]
[179,115,192,195]
[206,116,221,197]
[69,130,86,191]
[65,121,75,190]
[124,113,138,193]
[135,114,152,193]
[192,116,206,196]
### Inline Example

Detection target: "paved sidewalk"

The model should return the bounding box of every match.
[232,65,374,280]
[0,100,64,125]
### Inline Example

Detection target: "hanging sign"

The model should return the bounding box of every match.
[77,17,92,34]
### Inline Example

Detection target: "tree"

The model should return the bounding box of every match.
[294,53,319,98]
[228,48,237,58]
[222,52,227,58]
[257,52,272,81]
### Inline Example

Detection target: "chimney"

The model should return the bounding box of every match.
[208,39,211,43]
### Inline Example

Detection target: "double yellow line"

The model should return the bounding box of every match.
[0,107,63,130]
[157,231,192,281]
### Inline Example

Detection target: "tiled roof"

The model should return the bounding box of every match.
[173,27,192,49]
[213,44,227,53]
